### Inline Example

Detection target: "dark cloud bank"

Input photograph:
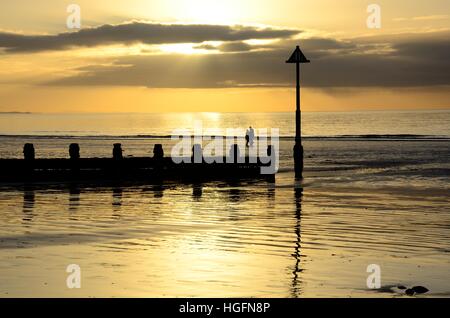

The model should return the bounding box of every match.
[0,22,298,53]
[0,22,448,88]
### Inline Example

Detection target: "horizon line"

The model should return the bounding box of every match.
[1,108,450,115]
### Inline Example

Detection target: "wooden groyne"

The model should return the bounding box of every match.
[0,143,276,184]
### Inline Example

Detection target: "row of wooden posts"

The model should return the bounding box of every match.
[22,143,170,160]
[22,143,274,161]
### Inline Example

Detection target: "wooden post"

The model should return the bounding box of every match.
[68,143,80,177]
[229,144,240,163]
[266,145,276,182]
[113,143,123,159]
[23,143,35,177]
[153,144,164,181]
[23,143,35,160]
[192,144,203,163]
[153,144,164,159]
[69,143,80,160]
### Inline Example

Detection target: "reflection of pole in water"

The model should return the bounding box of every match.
[265,181,276,211]
[291,183,303,297]
[228,188,242,202]
[192,183,202,200]
[143,184,165,198]
[112,186,123,219]
[22,186,35,222]
[267,181,275,199]
[112,187,123,207]
[69,185,80,211]
[227,181,244,203]
[153,184,164,198]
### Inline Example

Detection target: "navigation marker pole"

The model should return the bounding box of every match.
[286,46,310,179]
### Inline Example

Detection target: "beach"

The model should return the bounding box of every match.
[0,111,449,297]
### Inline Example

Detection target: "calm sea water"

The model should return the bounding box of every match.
[1,111,449,137]
[0,111,449,297]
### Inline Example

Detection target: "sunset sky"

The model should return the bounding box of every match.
[0,0,449,112]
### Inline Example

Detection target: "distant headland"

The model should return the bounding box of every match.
[0,111,33,114]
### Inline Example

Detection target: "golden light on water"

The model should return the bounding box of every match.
[202,112,221,121]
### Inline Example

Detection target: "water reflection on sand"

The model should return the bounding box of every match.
[0,170,449,297]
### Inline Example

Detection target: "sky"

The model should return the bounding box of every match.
[0,0,449,112]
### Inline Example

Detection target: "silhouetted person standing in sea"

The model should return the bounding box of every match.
[248,126,255,147]
[245,126,255,147]
[245,129,250,147]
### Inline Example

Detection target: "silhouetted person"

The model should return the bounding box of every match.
[248,126,255,146]
[245,129,250,147]
[113,143,123,159]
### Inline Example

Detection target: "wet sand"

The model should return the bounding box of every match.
[0,168,448,297]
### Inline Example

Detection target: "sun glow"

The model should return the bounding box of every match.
[172,0,241,24]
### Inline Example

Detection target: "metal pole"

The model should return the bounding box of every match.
[296,61,300,144]
[294,61,303,179]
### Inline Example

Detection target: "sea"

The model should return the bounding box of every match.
[0,110,449,297]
